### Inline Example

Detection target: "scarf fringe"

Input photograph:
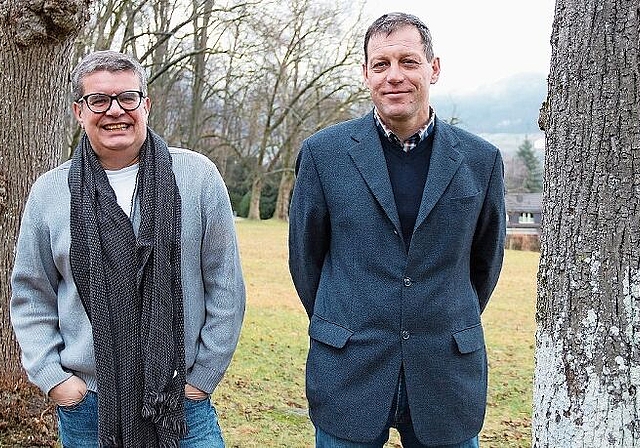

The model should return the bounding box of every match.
[99,434,122,447]
[142,391,188,436]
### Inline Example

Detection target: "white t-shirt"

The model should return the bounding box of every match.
[105,164,139,218]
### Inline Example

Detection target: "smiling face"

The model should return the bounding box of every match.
[73,70,150,169]
[363,25,440,138]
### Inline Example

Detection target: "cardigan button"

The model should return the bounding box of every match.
[401,330,410,340]
[403,277,412,287]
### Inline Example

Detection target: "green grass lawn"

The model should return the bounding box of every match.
[215,219,538,447]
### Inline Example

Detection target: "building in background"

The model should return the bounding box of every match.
[505,192,542,251]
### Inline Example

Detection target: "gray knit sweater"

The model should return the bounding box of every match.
[10,147,246,396]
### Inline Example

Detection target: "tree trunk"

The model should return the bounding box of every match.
[145,0,172,134]
[533,1,640,446]
[187,0,213,152]
[274,138,296,221]
[247,175,263,220]
[274,169,294,221]
[0,0,88,381]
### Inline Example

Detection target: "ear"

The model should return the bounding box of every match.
[430,57,441,84]
[72,102,84,127]
[362,63,372,89]
[142,96,151,115]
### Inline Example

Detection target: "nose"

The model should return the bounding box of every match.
[386,62,404,83]
[105,97,125,116]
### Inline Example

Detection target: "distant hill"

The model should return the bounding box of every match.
[477,132,545,156]
[432,72,548,135]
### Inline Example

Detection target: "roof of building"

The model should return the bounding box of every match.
[505,192,542,212]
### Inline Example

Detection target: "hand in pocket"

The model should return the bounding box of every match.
[49,375,87,407]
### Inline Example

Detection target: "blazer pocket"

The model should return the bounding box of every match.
[453,324,485,354]
[449,190,480,203]
[309,314,354,349]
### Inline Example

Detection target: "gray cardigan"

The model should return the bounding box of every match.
[10,147,246,396]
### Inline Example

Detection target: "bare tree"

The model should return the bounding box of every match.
[533,0,640,445]
[237,0,367,220]
[198,16,247,177]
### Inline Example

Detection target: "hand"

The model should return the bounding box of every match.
[184,383,208,400]
[49,375,87,406]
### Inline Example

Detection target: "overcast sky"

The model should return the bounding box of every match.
[361,0,556,94]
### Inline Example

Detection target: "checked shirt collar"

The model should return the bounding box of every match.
[374,107,435,152]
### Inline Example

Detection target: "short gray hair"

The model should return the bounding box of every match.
[70,50,148,100]
[364,12,434,63]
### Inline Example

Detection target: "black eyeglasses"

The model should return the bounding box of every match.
[78,90,145,113]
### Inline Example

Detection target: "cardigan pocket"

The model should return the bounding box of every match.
[309,314,354,349]
[452,324,485,354]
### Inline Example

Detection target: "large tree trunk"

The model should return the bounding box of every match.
[0,0,88,378]
[533,1,640,445]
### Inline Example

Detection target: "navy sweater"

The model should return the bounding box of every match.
[378,128,434,250]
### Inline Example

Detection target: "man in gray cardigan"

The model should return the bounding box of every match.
[289,13,506,448]
[10,50,245,447]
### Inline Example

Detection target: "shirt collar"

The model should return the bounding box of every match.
[374,107,435,151]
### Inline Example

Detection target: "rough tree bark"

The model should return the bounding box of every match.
[533,0,640,446]
[0,0,89,382]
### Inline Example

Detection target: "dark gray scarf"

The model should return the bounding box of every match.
[69,129,187,447]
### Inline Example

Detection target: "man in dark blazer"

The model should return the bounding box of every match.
[288,12,506,448]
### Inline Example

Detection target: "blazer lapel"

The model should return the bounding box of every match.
[414,120,463,231]
[347,113,403,237]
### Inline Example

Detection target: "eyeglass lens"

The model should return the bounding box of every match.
[84,91,142,113]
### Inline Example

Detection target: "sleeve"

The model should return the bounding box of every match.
[288,140,330,318]
[186,164,246,394]
[471,148,506,313]
[10,185,73,394]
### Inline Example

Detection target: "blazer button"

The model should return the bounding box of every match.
[403,277,412,287]
[401,330,410,340]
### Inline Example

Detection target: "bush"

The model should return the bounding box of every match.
[505,234,540,252]
[236,190,277,219]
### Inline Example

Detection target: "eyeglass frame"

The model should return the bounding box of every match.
[76,90,146,114]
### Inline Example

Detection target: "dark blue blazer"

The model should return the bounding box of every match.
[288,111,506,445]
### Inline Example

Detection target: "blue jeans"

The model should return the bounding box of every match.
[57,391,224,447]
[316,428,479,448]
[315,370,480,448]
